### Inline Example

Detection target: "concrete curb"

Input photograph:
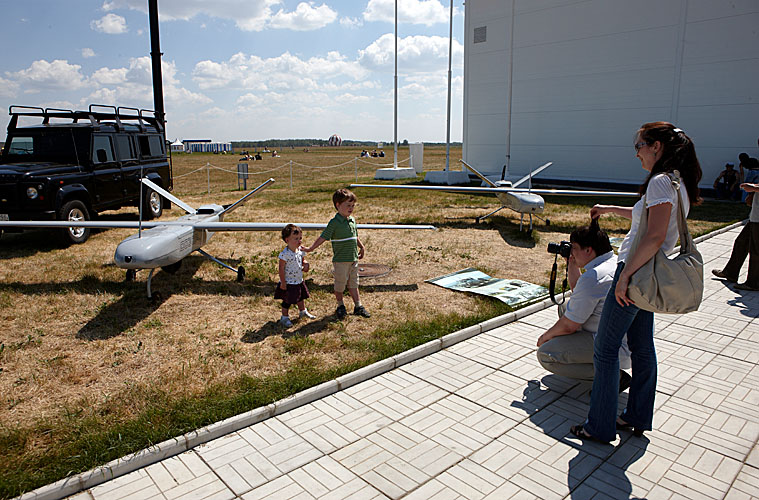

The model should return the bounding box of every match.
[17,222,735,500]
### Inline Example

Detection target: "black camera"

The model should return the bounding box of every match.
[547,241,571,259]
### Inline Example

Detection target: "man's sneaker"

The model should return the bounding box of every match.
[735,282,759,291]
[300,310,316,319]
[279,317,293,328]
[353,305,371,318]
[335,304,347,319]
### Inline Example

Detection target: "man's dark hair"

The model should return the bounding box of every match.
[569,219,612,256]
[332,188,356,209]
[739,153,749,162]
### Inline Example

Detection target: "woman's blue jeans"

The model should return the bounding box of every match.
[584,262,656,442]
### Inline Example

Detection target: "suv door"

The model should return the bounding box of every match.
[115,134,140,200]
[90,134,124,210]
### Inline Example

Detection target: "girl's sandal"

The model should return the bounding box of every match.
[569,424,611,444]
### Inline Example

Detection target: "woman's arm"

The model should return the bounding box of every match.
[591,204,634,220]
[615,202,672,306]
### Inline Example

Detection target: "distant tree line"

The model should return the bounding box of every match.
[231,139,462,149]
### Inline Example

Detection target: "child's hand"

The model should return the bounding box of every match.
[279,282,287,290]
[358,246,365,259]
[300,245,310,253]
[303,262,310,273]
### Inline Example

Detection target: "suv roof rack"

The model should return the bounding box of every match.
[7,104,164,134]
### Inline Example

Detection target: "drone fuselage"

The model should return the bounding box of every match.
[113,204,223,269]
[495,191,545,214]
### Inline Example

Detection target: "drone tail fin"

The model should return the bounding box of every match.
[460,160,498,187]
[219,178,275,216]
[141,178,196,214]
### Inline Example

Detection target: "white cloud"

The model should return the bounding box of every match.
[9,59,88,91]
[0,76,19,98]
[86,57,210,107]
[91,13,128,34]
[192,51,368,91]
[102,0,334,32]
[82,48,96,58]
[358,33,463,73]
[269,2,337,31]
[363,0,450,26]
[339,16,363,28]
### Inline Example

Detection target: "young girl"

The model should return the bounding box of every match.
[275,224,315,327]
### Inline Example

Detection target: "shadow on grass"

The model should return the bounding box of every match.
[241,316,333,343]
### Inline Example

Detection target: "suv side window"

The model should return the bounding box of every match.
[92,135,115,163]
[115,135,136,161]
[137,134,164,158]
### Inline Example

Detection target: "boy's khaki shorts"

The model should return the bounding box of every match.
[333,261,359,292]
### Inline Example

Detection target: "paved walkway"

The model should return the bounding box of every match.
[62,224,759,500]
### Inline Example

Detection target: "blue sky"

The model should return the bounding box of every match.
[0,0,464,143]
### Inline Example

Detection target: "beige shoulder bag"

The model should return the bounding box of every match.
[627,171,703,314]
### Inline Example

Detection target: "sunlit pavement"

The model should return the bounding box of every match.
[58,222,758,500]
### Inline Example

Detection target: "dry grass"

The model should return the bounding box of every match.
[0,145,746,473]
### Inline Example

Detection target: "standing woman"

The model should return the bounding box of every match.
[571,122,702,443]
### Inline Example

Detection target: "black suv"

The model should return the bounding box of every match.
[0,105,173,244]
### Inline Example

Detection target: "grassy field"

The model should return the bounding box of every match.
[0,145,748,497]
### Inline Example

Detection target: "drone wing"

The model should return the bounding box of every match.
[350,183,502,196]
[0,220,159,229]
[192,222,437,231]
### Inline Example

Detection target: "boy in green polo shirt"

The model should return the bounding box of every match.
[303,188,371,319]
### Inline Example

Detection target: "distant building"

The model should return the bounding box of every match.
[182,139,232,153]
[463,0,759,188]
[170,140,184,153]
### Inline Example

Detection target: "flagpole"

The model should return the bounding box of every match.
[393,0,398,169]
[444,0,453,172]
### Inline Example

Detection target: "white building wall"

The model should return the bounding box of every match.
[463,0,759,188]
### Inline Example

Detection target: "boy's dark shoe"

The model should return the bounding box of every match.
[336,304,347,319]
[353,305,371,318]
[735,282,759,291]
[711,269,736,282]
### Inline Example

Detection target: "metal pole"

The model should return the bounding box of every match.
[148,0,165,126]
[393,0,398,169]
[504,0,515,177]
[445,0,454,172]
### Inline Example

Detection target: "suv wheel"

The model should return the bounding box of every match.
[144,187,163,220]
[58,200,91,245]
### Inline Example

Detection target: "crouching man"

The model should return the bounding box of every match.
[537,222,632,392]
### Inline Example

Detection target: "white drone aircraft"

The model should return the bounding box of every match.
[351,160,638,230]
[0,178,436,298]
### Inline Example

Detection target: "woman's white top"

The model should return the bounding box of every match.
[278,247,304,284]
[617,173,690,263]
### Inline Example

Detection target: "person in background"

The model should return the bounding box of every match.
[712,181,759,291]
[739,153,759,202]
[713,162,740,200]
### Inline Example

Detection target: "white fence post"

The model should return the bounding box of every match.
[355,157,358,183]
[290,160,293,189]
[206,163,211,194]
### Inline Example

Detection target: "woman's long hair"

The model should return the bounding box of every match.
[637,121,702,205]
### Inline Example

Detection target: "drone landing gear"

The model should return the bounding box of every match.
[517,213,550,232]
[475,205,506,224]
[197,249,246,282]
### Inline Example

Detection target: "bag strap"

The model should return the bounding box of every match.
[669,170,695,255]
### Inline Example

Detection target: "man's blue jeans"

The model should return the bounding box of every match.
[584,262,656,442]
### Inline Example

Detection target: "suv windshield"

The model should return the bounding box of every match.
[2,130,79,164]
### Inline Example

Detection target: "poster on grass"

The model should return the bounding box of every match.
[426,268,548,307]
